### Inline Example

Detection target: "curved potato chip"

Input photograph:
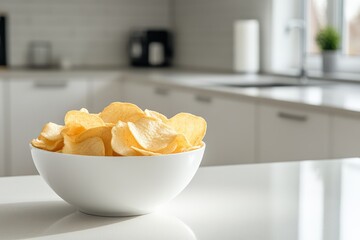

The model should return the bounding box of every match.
[62,125,113,156]
[99,102,145,124]
[171,134,192,153]
[65,110,105,129]
[41,136,64,151]
[128,117,177,151]
[111,121,142,156]
[62,136,105,156]
[40,122,64,142]
[187,142,204,151]
[131,146,160,156]
[144,109,168,123]
[158,140,178,154]
[169,113,207,146]
[77,126,113,156]
[61,123,86,138]
[31,136,64,152]
[156,134,192,154]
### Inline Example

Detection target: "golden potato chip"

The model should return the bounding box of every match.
[31,136,64,152]
[144,109,168,123]
[62,125,113,156]
[128,117,178,151]
[132,134,193,155]
[62,136,105,156]
[41,136,64,151]
[32,121,64,151]
[61,123,86,138]
[171,134,192,153]
[40,122,64,142]
[31,138,46,149]
[158,139,178,154]
[32,101,207,156]
[65,110,105,129]
[169,113,207,146]
[78,126,113,156]
[111,121,142,156]
[131,146,161,156]
[99,102,145,124]
[187,143,203,151]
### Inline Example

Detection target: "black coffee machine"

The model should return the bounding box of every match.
[0,14,7,67]
[128,29,173,67]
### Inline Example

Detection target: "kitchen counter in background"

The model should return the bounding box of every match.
[119,69,360,116]
[2,68,359,115]
[0,157,358,239]
[3,68,360,175]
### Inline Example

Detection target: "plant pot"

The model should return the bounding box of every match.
[322,50,338,73]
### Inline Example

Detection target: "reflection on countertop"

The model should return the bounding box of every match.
[1,158,360,239]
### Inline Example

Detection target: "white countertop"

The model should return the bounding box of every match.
[1,158,359,239]
[123,70,360,115]
[2,68,360,115]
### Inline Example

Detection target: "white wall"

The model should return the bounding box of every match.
[173,0,272,72]
[271,0,301,71]
[0,0,170,67]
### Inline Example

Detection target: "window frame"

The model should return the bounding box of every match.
[306,0,360,73]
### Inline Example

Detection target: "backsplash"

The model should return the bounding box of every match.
[173,0,272,72]
[0,0,170,67]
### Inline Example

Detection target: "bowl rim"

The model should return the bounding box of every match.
[29,142,206,159]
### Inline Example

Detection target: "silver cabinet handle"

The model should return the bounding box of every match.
[195,95,212,103]
[33,81,67,88]
[154,87,169,96]
[277,112,308,122]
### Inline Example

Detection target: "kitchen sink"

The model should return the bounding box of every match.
[216,82,330,88]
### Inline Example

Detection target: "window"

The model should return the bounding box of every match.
[307,0,328,54]
[307,0,360,57]
[271,0,360,73]
[344,0,360,55]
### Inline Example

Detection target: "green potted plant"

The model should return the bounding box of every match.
[316,26,340,72]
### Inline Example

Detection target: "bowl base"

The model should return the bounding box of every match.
[79,209,151,217]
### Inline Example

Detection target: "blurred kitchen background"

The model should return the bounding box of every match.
[1,0,360,176]
[0,0,358,71]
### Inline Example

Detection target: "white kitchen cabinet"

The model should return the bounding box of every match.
[330,115,360,158]
[89,77,123,113]
[9,78,88,175]
[258,103,330,162]
[171,91,256,166]
[0,80,5,176]
[122,80,173,117]
[122,78,256,166]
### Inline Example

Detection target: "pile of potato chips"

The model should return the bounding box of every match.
[31,102,206,156]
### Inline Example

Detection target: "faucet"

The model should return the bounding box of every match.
[286,19,308,84]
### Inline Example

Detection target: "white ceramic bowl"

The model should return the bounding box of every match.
[31,144,205,217]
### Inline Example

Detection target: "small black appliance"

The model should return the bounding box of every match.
[128,29,173,67]
[0,13,7,67]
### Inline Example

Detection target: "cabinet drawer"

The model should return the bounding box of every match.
[258,104,330,162]
[123,80,173,117]
[9,79,88,175]
[172,90,256,165]
[331,115,360,158]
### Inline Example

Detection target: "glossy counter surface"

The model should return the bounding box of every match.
[2,68,360,115]
[1,158,359,239]
[124,70,360,115]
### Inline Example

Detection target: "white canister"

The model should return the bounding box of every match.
[234,20,260,73]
